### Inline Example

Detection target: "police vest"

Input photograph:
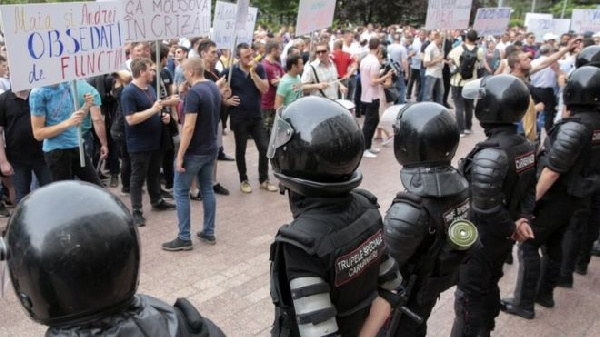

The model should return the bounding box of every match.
[270,189,384,337]
[545,111,600,198]
[392,188,471,307]
[461,132,536,220]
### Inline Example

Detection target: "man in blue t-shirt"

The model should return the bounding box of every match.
[30,80,102,185]
[120,58,175,227]
[162,58,222,251]
[222,43,277,194]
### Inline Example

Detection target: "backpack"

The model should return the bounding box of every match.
[459,45,478,80]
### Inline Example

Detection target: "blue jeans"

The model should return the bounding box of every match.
[417,68,426,102]
[11,160,52,203]
[423,75,442,104]
[395,73,407,104]
[174,152,217,241]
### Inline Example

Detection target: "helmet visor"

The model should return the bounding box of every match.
[462,78,486,100]
[267,108,294,159]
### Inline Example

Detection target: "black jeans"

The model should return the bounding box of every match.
[117,139,131,190]
[129,150,162,212]
[442,64,451,105]
[452,86,474,132]
[362,99,381,150]
[407,68,421,99]
[513,189,585,309]
[230,117,269,183]
[452,232,513,336]
[44,148,102,186]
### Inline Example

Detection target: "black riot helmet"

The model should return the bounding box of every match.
[576,45,600,69]
[3,181,140,327]
[462,74,530,125]
[563,66,600,110]
[393,102,460,167]
[267,96,364,197]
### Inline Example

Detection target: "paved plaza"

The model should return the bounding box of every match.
[1,121,599,337]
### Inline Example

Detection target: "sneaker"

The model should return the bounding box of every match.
[161,237,193,251]
[460,133,467,138]
[240,180,252,193]
[464,129,473,135]
[217,152,235,161]
[109,174,119,188]
[120,187,130,196]
[575,263,588,276]
[132,211,146,227]
[363,150,377,158]
[260,180,278,192]
[382,137,393,147]
[197,231,217,245]
[151,199,176,211]
[500,298,535,319]
[190,189,203,200]
[160,188,174,200]
[369,147,381,154]
[535,293,555,307]
[556,275,573,288]
[0,203,10,218]
[213,183,230,196]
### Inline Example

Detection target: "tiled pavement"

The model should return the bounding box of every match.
[1,117,599,337]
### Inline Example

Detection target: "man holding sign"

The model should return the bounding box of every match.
[30,81,103,185]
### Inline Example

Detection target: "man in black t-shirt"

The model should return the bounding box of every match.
[121,58,175,227]
[162,58,222,251]
[0,89,52,208]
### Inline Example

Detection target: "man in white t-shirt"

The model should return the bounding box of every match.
[359,38,394,159]
[422,31,445,103]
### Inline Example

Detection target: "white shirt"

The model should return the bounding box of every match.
[301,59,340,99]
[423,42,443,79]
[530,57,557,89]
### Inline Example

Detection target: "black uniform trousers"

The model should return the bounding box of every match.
[452,232,513,336]
[562,191,600,273]
[513,188,586,309]
[389,283,438,337]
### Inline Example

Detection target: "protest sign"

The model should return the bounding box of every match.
[528,18,571,41]
[212,2,257,49]
[296,0,336,36]
[212,1,236,49]
[524,12,552,27]
[571,9,600,33]
[121,0,211,42]
[234,0,250,31]
[425,0,473,30]
[473,7,511,37]
[237,7,258,45]
[0,1,125,91]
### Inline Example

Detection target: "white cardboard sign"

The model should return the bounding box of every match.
[473,8,511,37]
[295,0,336,36]
[0,1,126,90]
[425,0,473,30]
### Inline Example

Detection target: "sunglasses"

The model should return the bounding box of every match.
[316,50,328,54]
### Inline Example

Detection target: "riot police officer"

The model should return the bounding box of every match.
[450,74,536,337]
[501,66,600,318]
[0,181,224,337]
[559,45,600,284]
[384,102,478,337]
[268,97,404,337]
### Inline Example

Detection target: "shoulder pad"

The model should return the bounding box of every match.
[472,147,510,167]
[547,121,590,173]
[470,148,509,211]
[276,224,317,249]
[352,188,379,207]
[392,191,422,207]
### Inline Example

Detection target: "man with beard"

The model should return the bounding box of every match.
[261,39,286,135]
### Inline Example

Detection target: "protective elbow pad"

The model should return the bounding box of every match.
[547,122,589,173]
[378,255,403,291]
[470,148,509,211]
[290,277,338,337]
[383,202,427,267]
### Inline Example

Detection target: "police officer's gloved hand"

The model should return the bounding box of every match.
[377,287,407,309]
